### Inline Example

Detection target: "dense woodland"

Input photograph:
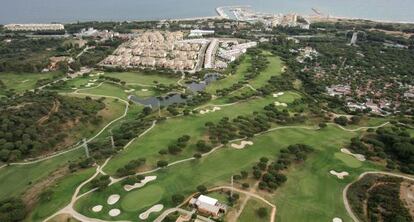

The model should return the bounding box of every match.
[0,92,105,162]
[347,174,412,222]
[348,125,414,174]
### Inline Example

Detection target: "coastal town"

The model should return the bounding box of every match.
[0,3,414,222]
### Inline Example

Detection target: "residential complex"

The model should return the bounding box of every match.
[4,23,64,31]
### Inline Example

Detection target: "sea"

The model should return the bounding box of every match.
[1,0,413,24]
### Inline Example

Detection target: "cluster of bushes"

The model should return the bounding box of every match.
[112,117,153,149]
[347,174,411,222]
[90,175,111,191]
[205,103,306,145]
[0,37,64,73]
[0,92,105,162]
[121,175,145,186]
[99,76,126,85]
[253,144,314,192]
[158,135,191,155]
[185,91,212,107]
[0,198,26,222]
[333,115,362,126]
[116,158,146,177]
[68,157,94,172]
[348,126,414,174]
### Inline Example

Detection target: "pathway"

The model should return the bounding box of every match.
[343,171,414,222]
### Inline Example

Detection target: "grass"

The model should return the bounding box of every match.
[103,93,294,175]
[0,148,85,201]
[103,71,179,85]
[249,55,283,89]
[206,56,251,94]
[75,124,382,221]
[121,185,164,211]
[26,168,95,222]
[334,152,363,168]
[238,199,270,222]
[0,72,63,94]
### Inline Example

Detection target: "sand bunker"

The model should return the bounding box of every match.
[89,79,98,83]
[92,205,103,212]
[200,106,221,115]
[141,89,149,92]
[333,218,343,222]
[274,101,287,107]
[109,209,121,217]
[330,170,349,179]
[85,83,95,87]
[124,176,157,191]
[124,89,135,93]
[231,141,253,149]
[107,194,120,205]
[21,79,29,83]
[341,148,366,161]
[272,92,284,98]
[90,72,104,77]
[138,204,164,220]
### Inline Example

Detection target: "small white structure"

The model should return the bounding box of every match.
[189,195,227,217]
[189,29,215,37]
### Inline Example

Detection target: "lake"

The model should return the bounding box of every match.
[1,0,413,24]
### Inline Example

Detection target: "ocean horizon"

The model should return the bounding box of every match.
[1,0,414,24]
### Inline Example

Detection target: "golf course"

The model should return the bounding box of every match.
[0,50,408,222]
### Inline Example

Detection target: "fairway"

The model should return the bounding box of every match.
[103,71,179,85]
[121,185,164,212]
[0,72,62,94]
[334,152,363,168]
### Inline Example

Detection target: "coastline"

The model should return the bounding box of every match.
[1,6,414,25]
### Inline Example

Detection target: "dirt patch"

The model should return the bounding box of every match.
[21,166,69,209]
[37,100,60,125]
[47,213,80,222]
[400,181,414,219]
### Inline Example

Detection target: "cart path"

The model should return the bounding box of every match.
[343,171,414,222]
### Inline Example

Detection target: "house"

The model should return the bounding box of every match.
[189,195,227,218]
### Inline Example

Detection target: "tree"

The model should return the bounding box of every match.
[257,207,268,218]
[334,116,348,126]
[318,122,327,129]
[193,153,202,159]
[157,160,168,168]
[171,194,185,205]
[197,185,207,194]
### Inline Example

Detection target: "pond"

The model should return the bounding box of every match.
[129,73,220,108]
